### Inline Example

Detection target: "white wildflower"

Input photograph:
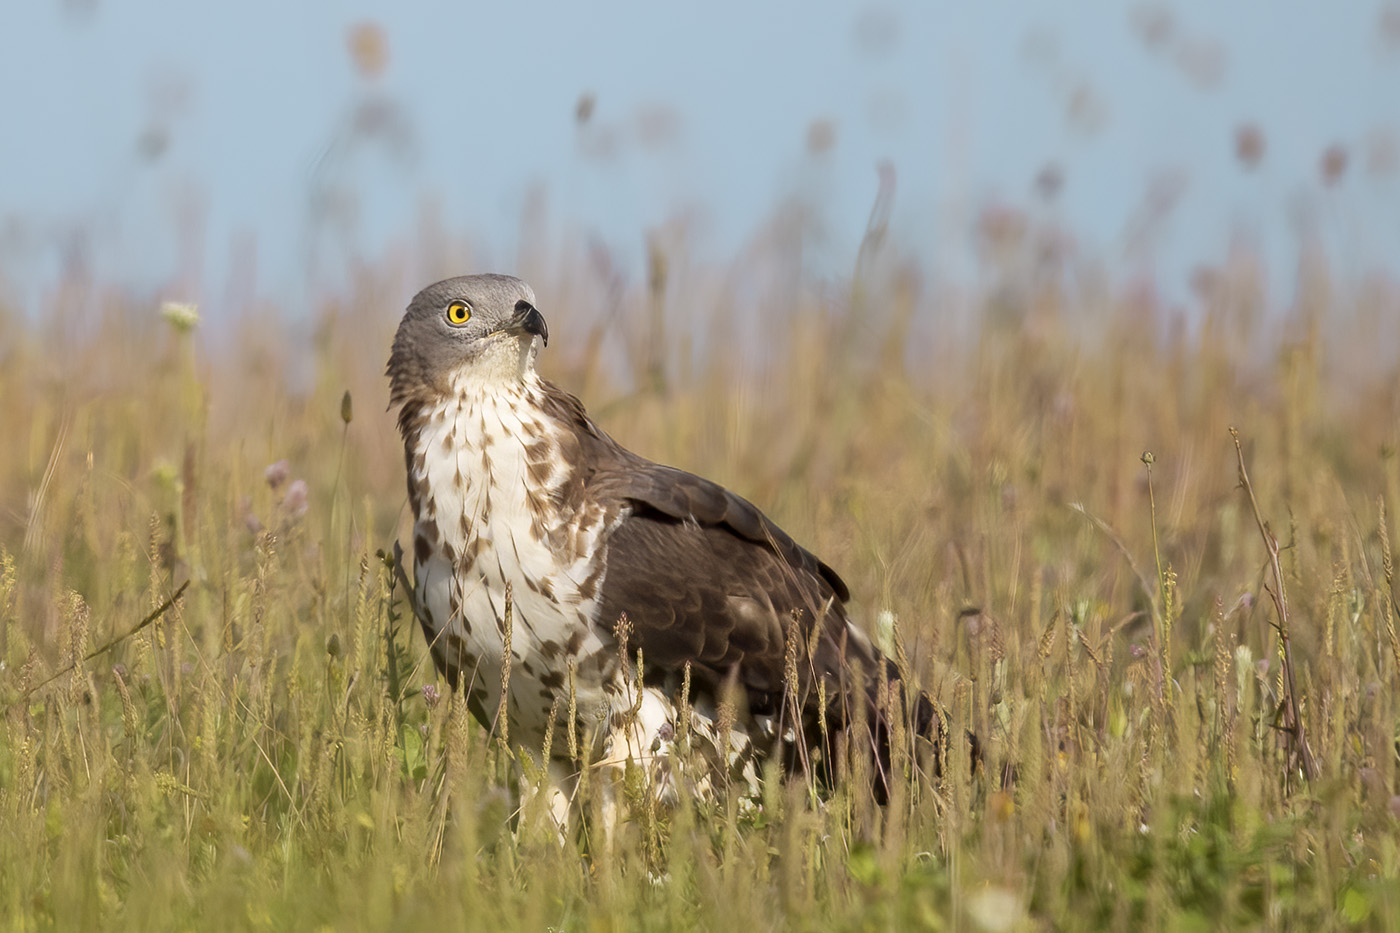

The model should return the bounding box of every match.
[160,301,199,333]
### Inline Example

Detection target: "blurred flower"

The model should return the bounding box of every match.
[634,103,680,150]
[151,460,178,489]
[1145,168,1189,215]
[851,4,900,58]
[239,495,263,535]
[282,480,309,519]
[1130,3,1175,49]
[351,98,414,158]
[1036,225,1076,265]
[1034,162,1064,200]
[160,301,199,333]
[1066,83,1109,135]
[1020,27,1057,68]
[422,683,440,709]
[1173,38,1226,89]
[876,158,897,194]
[1191,265,1222,304]
[575,93,595,125]
[1001,484,1017,512]
[977,203,1027,253]
[347,21,389,79]
[1381,4,1400,51]
[1367,129,1397,177]
[1321,144,1349,186]
[136,126,170,162]
[1234,123,1265,169]
[806,119,837,155]
[264,460,290,490]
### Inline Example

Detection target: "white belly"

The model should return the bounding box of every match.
[409,379,616,750]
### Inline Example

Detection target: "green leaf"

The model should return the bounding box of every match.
[1341,886,1370,923]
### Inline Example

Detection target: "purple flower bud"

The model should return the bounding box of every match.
[239,495,264,534]
[422,684,440,709]
[264,460,290,490]
[281,479,309,519]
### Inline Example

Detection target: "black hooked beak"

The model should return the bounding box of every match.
[502,300,548,346]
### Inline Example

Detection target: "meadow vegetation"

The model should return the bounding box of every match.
[2,225,1399,930]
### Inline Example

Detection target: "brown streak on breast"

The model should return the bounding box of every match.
[581,648,616,679]
[527,457,552,486]
[564,522,587,562]
[577,560,605,602]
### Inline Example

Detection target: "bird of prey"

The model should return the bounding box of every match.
[388,274,938,817]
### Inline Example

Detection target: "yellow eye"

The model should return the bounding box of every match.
[445,300,472,325]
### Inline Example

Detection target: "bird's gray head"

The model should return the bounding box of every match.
[387,274,549,407]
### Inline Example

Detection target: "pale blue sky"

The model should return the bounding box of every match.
[0,1,1395,315]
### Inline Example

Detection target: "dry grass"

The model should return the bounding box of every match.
[2,228,1400,930]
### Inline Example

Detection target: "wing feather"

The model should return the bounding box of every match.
[542,380,944,787]
[538,381,848,599]
[538,381,864,702]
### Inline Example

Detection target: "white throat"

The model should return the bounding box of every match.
[452,333,541,391]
